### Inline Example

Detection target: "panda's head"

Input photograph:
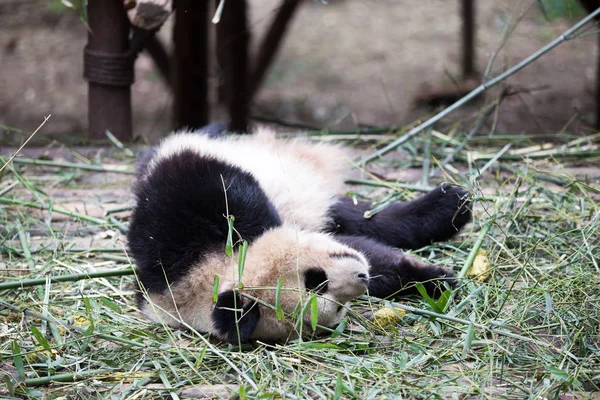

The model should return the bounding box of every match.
[235,226,370,342]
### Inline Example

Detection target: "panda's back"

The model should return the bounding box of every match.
[148,128,348,231]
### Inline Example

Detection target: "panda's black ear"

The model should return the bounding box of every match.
[304,268,329,294]
[212,290,260,343]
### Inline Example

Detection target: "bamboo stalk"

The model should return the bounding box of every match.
[458,222,492,279]
[0,268,134,291]
[0,198,110,225]
[360,8,600,164]
[0,115,50,174]
[0,181,19,197]
[344,179,433,192]
[9,158,135,174]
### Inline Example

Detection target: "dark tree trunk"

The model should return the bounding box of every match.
[173,0,210,130]
[219,0,250,133]
[461,0,476,78]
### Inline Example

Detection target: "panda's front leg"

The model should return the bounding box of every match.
[335,235,456,299]
[328,183,471,250]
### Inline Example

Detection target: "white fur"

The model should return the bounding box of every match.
[145,128,349,231]
[139,226,370,342]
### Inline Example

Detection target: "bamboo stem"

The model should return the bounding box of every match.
[0,198,111,225]
[0,268,134,291]
[360,8,600,164]
[9,158,135,174]
[458,222,491,279]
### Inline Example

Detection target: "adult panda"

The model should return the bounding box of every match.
[127,125,471,343]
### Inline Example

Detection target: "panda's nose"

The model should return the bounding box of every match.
[357,273,369,282]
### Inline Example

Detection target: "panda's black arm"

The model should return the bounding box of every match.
[334,235,456,299]
[327,184,471,250]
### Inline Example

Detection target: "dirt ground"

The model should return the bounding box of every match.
[0,0,598,144]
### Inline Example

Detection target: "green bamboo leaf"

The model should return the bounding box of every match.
[310,295,319,331]
[237,240,248,287]
[11,341,25,380]
[79,322,95,353]
[461,322,475,358]
[434,289,451,312]
[275,278,284,321]
[331,317,347,338]
[30,326,51,351]
[415,282,441,313]
[100,297,121,313]
[334,373,343,400]
[225,217,234,257]
[212,275,220,303]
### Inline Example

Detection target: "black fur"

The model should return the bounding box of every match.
[327,183,471,250]
[212,290,261,343]
[304,268,329,294]
[335,235,456,299]
[127,150,282,293]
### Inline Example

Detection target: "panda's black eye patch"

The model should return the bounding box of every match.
[304,268,329,294]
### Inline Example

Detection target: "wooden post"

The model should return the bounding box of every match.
[461,0,476,78]
[173,0,210,130]
[85,0,132,141]
[220,0,250,132]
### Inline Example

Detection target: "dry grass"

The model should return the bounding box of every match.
[1,113,599,399]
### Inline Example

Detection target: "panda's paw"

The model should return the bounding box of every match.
[397,183,471,246]
[423,183,471,228]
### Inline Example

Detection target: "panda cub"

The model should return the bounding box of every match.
[127,125,471,343]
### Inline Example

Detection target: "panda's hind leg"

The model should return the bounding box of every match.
[335,235,455,299]
[328,183,471,250]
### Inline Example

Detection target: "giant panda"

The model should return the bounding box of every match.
[127,125,471,343]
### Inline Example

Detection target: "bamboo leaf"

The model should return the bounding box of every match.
[30,326,51,351]
[415,283,441,313]
[434,289,451,312]
[100,297,122,313]
[275,278,284,321]
[334,373,343,400]
[212,275,220,303]
[11,341,25,380]
[461,322,475,358]
[310,295,319,331]
[237,240,248,287]
[225,217,234,257]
